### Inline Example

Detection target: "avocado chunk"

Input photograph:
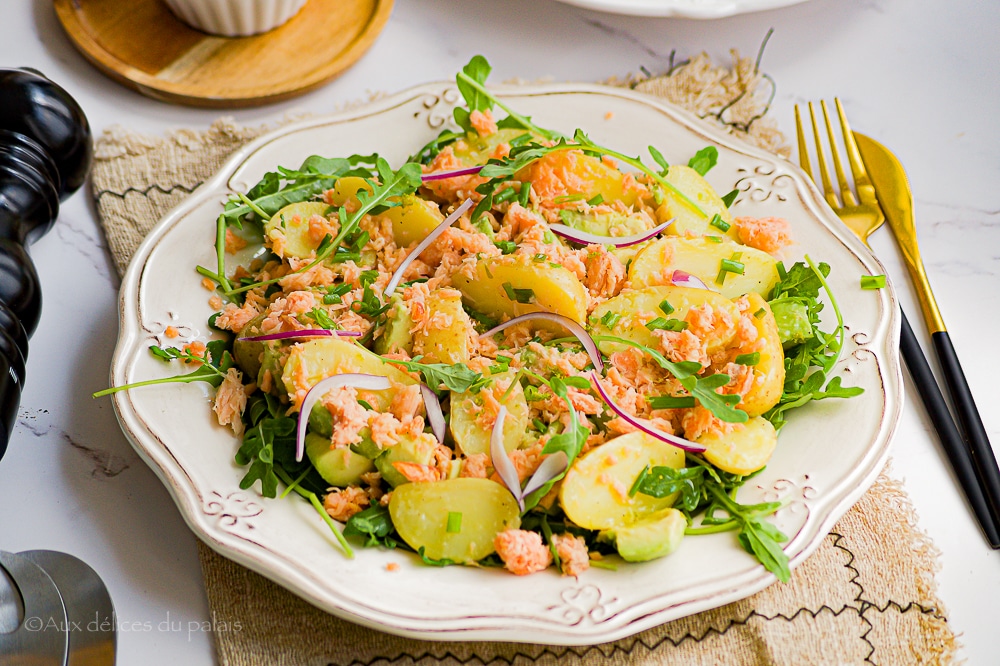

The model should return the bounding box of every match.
[768,299,813,349]
[374,433,439,487]
[604,507,686,562]
[374,295,414,355]
[304,433,375,488]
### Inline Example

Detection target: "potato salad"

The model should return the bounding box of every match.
[101,57,863,581]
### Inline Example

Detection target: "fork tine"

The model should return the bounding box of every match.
[806,102,839,209]
[834,98,879,207]
[794,105,814,183]
[821,101,858,207]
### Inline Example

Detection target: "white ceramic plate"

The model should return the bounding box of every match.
[549,0,811,18]
[110,82,902,644]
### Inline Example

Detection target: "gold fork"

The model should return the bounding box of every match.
[794,99,1000,548]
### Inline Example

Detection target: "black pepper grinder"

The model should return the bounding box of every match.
[0,68,92,460]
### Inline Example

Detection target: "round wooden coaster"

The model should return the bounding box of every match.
[54,0,393,108]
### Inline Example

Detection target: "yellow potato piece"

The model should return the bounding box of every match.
[327,176,371,207]
[560,432,685,531]
[697,416,778,476]
[450,371,529,456]
[589,285,740,355]
[737,293,785,417]
[414,289,474,365]
[629,236,779,299]
[389,478,521,563]
[655,164,739,241]
[516,149,636,207]
[453,128,533,166]
[280,338,414,410]
[452,254,588,324]
[381,194,445,247]
[264,201,332,259]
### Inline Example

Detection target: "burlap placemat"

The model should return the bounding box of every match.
[91,53,958,665]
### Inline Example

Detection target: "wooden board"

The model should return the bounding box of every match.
[53,0,393,108]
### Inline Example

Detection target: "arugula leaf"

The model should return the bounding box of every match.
[343,505,398,548]
[382,357,487,394]
[688,146,719,176]
[92,340,235,397]
[454,55,494,133]
[634,465,705,512]
[649,145,670,176]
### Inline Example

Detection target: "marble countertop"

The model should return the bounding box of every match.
[1,0,998,662]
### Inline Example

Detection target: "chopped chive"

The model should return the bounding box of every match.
[543,229,555,244]
[483,262,494,279]
[628,465,650,497]
[494,240,517,254]
[587,194,604,206]
[502,282,534,303]
[709,213,731,232]
[446,511,463,533]
[860,274,887,290]
[553,193,587,204]
[646,317,688,332]
[716,253,745,285]
[648,395,697,409]
[357,399,375,411]
[753,307,766,319]
[721,189,738,208]
[599,311,622,328]
[533,253,547,262]
[735,352,761,366]
[659,299,675,315]
[518,182,532,207]
[494,187,518,204]
[705,235,723,243]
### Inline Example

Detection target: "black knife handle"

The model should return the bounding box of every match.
[0,69,91,461]
[931,331,1000,523]
[900,312,1000,547]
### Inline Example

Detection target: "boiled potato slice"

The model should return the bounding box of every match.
[327,176,371,207]
[450,371,529,456]
[560,432,685,530]
[655,165,739,241]
[629,236,780,299]
[589,285,740,355]
[389,477,521,563]
[737,293,785,417]
[603,507,686,562]
[381,194,445,247]
[305,433,374,487]
[280,338,415,410]
[452,254,588,324]
[697,416,778,476]
[516,150,636,207]
[414,289,474,365]
[264,201,332,259]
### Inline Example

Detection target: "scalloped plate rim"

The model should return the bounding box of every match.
[109,80,902,645]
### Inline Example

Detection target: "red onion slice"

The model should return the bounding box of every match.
[480,312,604,373]
[521,451,569,499]
[295,373,392,462]
[489,405,523,509]
[421,165,484,182]
[590,370,706,453]
[420,383,446,443]
[548,219,673,248]
[670,270,711,291]
[383,198,474,297]
[238,329,361,342]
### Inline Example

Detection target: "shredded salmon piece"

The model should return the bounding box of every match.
[582,245,626,299]
[460,453,490,479]
[323,487,370,522]
[389,384,423,423]
[469,109,498,137]
[215,301,260,333]
[208,295,224,310]
[201,277,216,291]
[164,326,179,338]
[386,562,400,572]
[552,533,590,577]
[213,368,247,437]
[182,340,208,364]
[494,529,552,575]
[509,443,545,482]
[734,216,793,255]
[681,405,741,441]
[224,228,247,254]
[392,461,440,484]
[308,213,339,245]
[321,386,370,449]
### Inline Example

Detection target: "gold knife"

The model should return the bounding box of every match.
[856,133,1000,527]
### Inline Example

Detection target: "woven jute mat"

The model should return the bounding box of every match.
[91,53,958,665]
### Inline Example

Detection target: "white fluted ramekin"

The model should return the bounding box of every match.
[163,0,308,37]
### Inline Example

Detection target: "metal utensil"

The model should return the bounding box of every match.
[794,99,1000,547]
[20,550,116,666]
[854,131,1000,529]
[0,550,70,665]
